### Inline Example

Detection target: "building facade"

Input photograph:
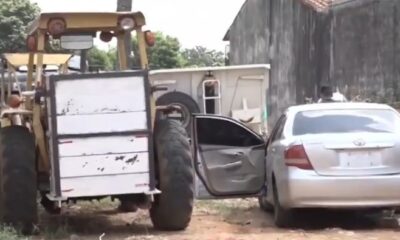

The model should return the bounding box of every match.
[225,0,400,127]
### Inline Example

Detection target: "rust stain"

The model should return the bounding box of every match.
[60,99,74,115]
[125,155,138,165]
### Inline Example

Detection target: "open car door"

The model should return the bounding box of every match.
[192,114,266,198]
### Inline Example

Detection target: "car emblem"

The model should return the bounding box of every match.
[353,139,366,147]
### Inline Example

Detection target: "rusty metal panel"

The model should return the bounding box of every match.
[60,173,150,198]
[60,152,149,178]
[55,76,148,135]
[58,136,148,157]
[48,71,153,199]
[56,112,147,135]
[55,76,146,115]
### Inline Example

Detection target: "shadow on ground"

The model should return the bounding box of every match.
[36,199,400,239]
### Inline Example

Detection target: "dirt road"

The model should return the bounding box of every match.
[34,199,400,240]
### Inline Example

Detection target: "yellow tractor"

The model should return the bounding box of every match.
[0,12,193,233]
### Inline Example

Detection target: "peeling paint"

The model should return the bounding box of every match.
[54,75,151,198]
[125,155,138,165]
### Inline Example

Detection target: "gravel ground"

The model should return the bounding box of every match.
[25,198,400,240]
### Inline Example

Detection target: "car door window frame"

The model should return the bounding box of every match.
[266,114,287,148]
[194,114,265,147]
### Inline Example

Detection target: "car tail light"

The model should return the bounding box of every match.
[145,31,156,47]
[47,18,66,36]
[284,145,313,170]
[119,17,135,31]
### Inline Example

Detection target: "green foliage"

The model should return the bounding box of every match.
[182,46,225,67]
[130,32,225,70]
[132,32,184,70]
[0,0,40,53]
[107,48,118,70]
[87,47,113,71]
[0,226,23,240]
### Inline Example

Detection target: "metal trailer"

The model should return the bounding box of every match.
[150,64,271,136]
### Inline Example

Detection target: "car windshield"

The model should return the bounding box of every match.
[292,109,400,135]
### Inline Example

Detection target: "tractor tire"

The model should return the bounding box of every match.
[0,126,37,234]
[156,92,200,133]
[150,119,194,231]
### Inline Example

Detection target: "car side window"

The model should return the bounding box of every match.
[196,117,264,147]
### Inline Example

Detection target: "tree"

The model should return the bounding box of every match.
[132,32,184,70]
[0,0,40,53]
[182,46,225,67]
[107,48,118,70]
[87,47,113,72]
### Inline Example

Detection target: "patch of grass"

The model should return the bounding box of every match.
[42,223,70,240]
[0,226,26,240]
[196,200,234,216]
[73,197,118,212]
[195,199,257,218]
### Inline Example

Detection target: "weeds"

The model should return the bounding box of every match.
[41,223,70,240]
[0,225,25,240]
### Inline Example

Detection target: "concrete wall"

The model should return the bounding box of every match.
[229,0,270,65]
[229,0,321,128]
[330,0,400,103]
[228,0,400,129]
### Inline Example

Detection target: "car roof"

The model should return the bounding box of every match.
[287,102,394,115]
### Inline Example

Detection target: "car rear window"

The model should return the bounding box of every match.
[292,109,400,135]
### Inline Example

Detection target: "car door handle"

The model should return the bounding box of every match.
[224,161,243,170]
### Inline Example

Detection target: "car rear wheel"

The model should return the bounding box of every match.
[273,181,293,228]
[258,195,273,212]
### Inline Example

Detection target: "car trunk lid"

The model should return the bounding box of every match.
[301,133,400,176]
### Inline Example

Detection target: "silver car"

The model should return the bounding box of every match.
[259,103,400,226]
[191,103,400,228]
